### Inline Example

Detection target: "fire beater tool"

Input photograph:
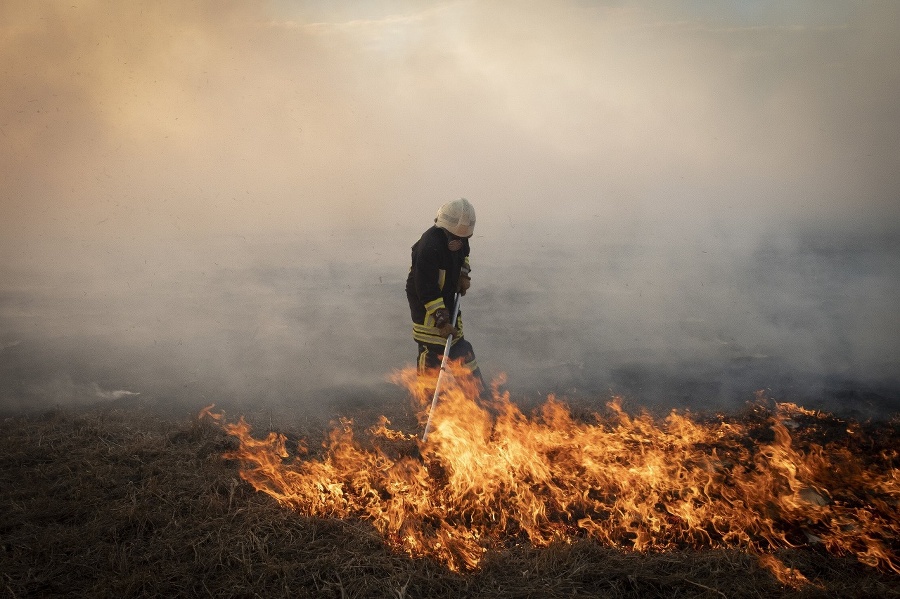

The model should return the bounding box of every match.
[421,292,461,443]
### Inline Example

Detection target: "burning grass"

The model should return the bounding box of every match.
[1,373,899,598]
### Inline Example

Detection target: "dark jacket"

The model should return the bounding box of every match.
[405,225,471,345]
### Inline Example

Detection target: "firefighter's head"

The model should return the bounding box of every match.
[435,198,476,238]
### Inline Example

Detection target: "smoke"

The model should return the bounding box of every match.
[468,217,900,416]
[2,224,897,419]
[1,1,898,418]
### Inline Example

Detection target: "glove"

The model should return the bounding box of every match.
[432,308,456,338]
[458,275,471,296]
[433,308,450,328]
[438,323,457,338]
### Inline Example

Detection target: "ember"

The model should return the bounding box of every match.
[208,363,899,579]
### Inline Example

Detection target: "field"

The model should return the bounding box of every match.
[2,399,898,599]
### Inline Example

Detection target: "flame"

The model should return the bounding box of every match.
[204,362,900,579]
[756,554,812,589]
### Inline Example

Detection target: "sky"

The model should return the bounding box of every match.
[2,0,898,249]
[1,1,898,417]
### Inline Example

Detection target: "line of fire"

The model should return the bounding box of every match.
[201,361,899,587]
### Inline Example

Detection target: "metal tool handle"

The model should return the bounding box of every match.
[421,293,460,443]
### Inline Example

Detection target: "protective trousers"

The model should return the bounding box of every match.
[416,339,484,390]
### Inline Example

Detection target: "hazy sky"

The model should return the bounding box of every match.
[2,0,898,255]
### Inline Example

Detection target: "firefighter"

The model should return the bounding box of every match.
[405,197,484,388]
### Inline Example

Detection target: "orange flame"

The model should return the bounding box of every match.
[203,363,900,578]
[757,554,813,589]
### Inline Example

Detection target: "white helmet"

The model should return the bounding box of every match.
[435,198,476,237]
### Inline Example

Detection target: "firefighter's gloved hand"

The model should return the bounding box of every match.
[458,275,471,296]
[438,324,457,338]
[433,308,451,329]
[433,308,456,338]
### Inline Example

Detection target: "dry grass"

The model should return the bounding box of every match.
[1,407,898,598]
